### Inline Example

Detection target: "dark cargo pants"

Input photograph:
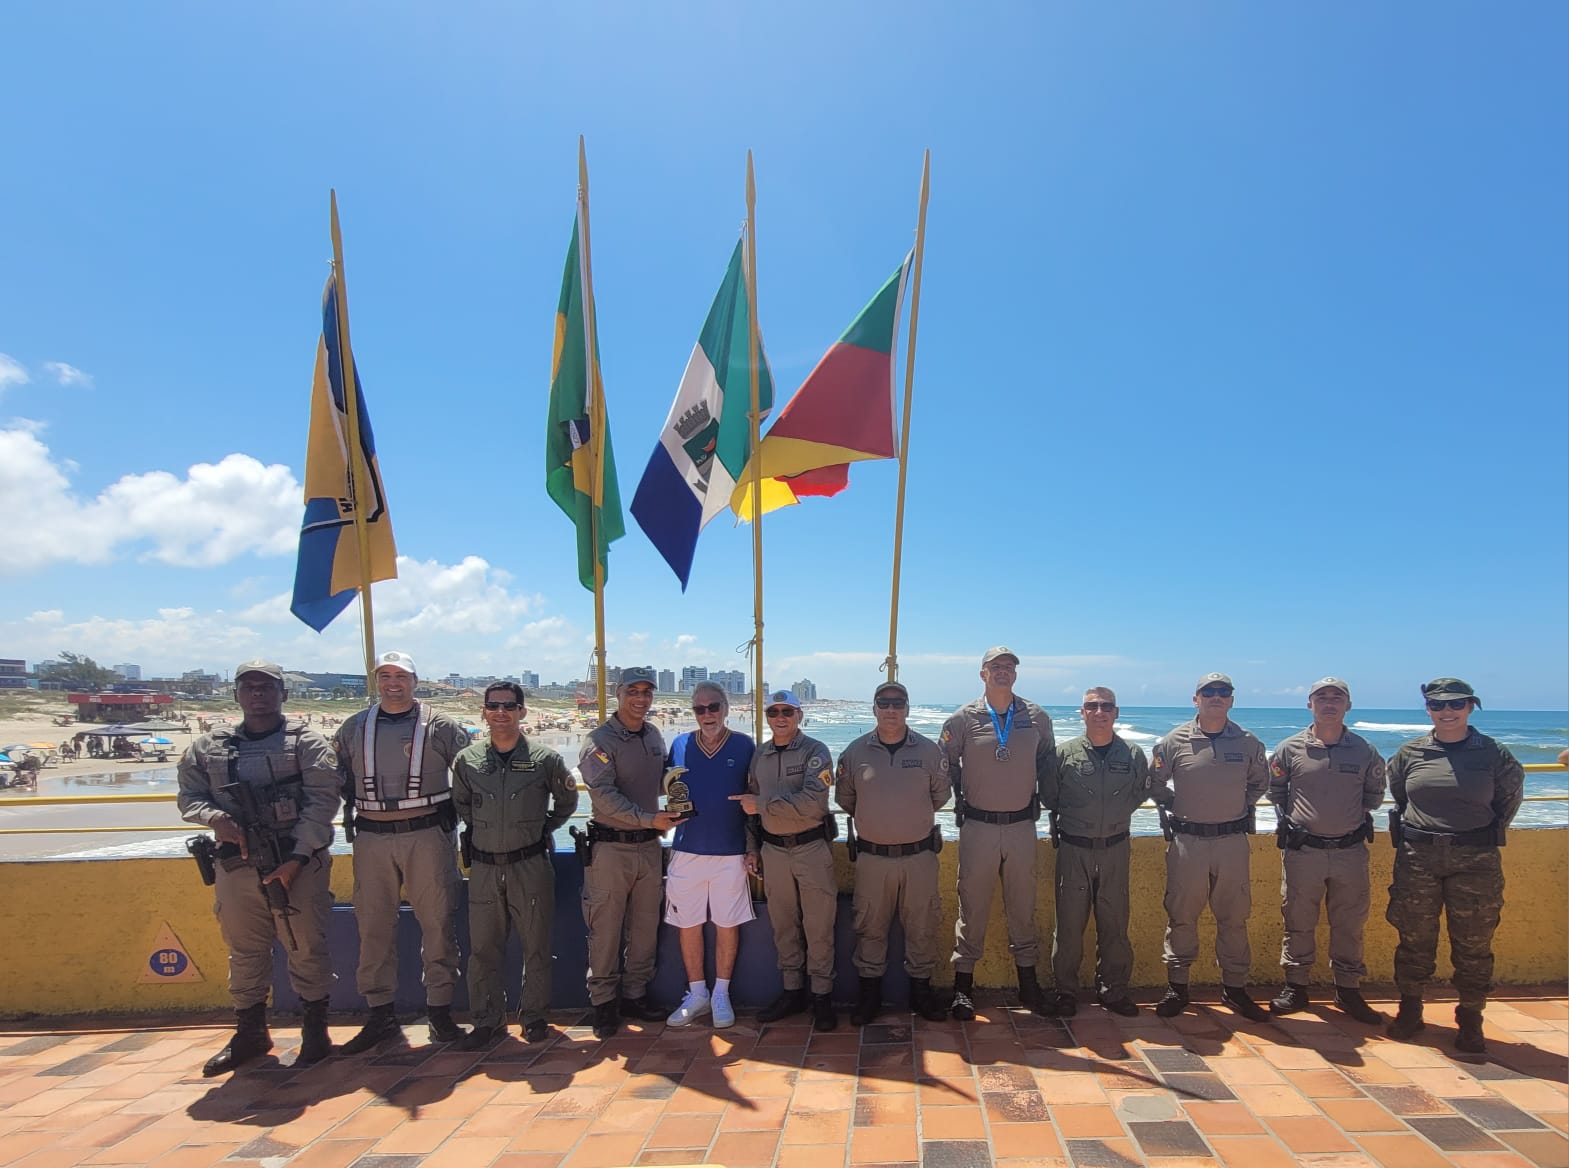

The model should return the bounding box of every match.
[1051,838,1133,998]
[1386,841,1503,1010]
[467,852,554,1029]
[581,838,663,1006]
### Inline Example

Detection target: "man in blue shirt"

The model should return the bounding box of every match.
[664,682,758,1028]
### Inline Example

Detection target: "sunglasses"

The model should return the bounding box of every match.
[1425,698,1470,711]
[1198,687,1234,698]
[484,700,521,711]
[1081,702,1117,713]
[765,706,798,718]
[875,697,908,709]
[692,701,724,715]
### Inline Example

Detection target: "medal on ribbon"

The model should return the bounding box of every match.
[988,702,1014,762]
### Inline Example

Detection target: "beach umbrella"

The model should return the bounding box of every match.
[0,752,11,764]
[26,741,56,749]
[139,736,173,746]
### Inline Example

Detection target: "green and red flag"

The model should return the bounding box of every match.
[731,253,911,518]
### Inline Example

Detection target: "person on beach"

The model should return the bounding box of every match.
[334,651,471,1052]
[1385,678,1524,1054]
[1267,677,1386,1024]
[579,666,678,1039]
[1042,687,1150,1017]
[176,660,340,1076]
[740,689,840,1030]
[1150,672,1271,1021]
[451,682,576,1048]
[940,646,1057,1020]
[835,680,951,1025]
[662,682,757,1029]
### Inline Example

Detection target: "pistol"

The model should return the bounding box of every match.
[186,834,218,886]
[569,824,593,868]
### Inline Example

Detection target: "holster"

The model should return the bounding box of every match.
[343,800,356,843]
[1360,813,1376,845]
[1157,804,1174,842]
[1276,818,1310,851]
[1388,806,1404,848]
[459,827,473,868]
[846,819,858,863]
[438,800,459,832]
[930,824,944,855]
[185,834,218,886]
[1048,810,1060,849]
[570,824,592,868]
[1246,805,1257,835]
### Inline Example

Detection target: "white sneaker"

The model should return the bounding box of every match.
[711,994,735,1029]
[667,991,712,1027]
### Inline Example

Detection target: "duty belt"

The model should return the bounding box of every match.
[962,805,1035,826]
[1404,824,1496,847]
[353,810,446,835]
[470,838,550,864]
[1172,815,1250,838]
[586,822,661,845]
[761,822,833,849]
[858,834,938,858]
[1058,830,1130,850]
[1301,828,1369,850]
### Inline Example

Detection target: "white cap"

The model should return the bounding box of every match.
[375,650,417,676]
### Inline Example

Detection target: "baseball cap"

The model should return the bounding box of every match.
[1422,677,1480,708]
[619,666,657,689]
[375,650,418,676]
[1195,672,1234,692]
[1309,676,1351,699]
[767,689,802,710]
[234,659,284,683]
[981,646,1019,668]
[874,680,909,700]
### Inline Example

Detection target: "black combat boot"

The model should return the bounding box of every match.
[340,1003,402,1055]
[592,1000,621,1040]
[1270,982,1311,1015]
[1016,965,1056,1017]
[810,992,838,1032]
[426,1004,467,1044]
[1097,992,1139,1017]
[909,977,948,1022]
[1155,982,1190,1018]
[1386,995,1425,1040]
[757,987,809,1024]
[949,971,977,1022]
[295,998,332,1066]
[1054,991,1078,1017]
[850,977,883,1027]
[619,995,668,1022]
[1334,987,1382,1025]
[1454,1006,1487,1054]
[203,1003,272,1077]
[522,1018,550,1044]
[1221,985,1270,1023]
[459,1024,501,1051]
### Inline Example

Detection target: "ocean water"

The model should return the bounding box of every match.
[9,704,1564,860]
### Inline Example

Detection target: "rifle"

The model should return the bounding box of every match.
[220,778,300,951]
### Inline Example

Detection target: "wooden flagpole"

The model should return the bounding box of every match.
[578,138,609,722]
[745,152,766,744]
[328,191,379,691]
[884,151,930,685]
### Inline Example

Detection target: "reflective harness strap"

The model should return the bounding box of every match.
[358,703,439,811]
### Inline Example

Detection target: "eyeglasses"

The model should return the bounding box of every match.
[484,700,521,711]
[765,706,798,718]
[692,701,724,715]
[875,697,908,709]
[1081,702,1117,713]
[1198,687,1234,698]
[1426,698,1470,711]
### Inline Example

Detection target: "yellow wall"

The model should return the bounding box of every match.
[3,831,1564,1018]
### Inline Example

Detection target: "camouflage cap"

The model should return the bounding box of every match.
[1422,677,1480,708]
[234,659,284,683]
[1309,676,1351,699]
[619,666,657,689]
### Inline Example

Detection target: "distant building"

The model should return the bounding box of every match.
[657,669,675,693]
[68,691,175,723]
[113,663,143,682]
[520,670,540,690]
[680,666,708,693]
[792,679,818,701]
[0,658,27,690]
[709,669,747,695]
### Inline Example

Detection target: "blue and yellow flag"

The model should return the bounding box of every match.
[290,273,398,632]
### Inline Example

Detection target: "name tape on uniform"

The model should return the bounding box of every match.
[138,922,204,984]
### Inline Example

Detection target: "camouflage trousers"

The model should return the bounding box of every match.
[1386,842,1503,1010]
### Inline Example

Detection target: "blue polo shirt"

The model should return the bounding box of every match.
[668,729,755,855]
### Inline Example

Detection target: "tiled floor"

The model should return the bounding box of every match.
[1,988,1565,1168]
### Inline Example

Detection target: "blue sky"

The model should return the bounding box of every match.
[1,2,1565,710]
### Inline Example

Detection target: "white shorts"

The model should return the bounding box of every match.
[664,851,756,929]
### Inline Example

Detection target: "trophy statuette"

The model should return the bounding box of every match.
[663,766,698,822]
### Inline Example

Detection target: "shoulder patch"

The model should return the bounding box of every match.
[594,749,610,764]
[1271,761,1285,778]
[820,769,833,785]
[807,755,823,771]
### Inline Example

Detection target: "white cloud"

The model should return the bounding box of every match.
[42,362,93,388]
[0,425,300,573]
[0,354,29,393]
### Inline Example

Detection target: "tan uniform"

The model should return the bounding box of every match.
[177,719,340,1008]
[579,715,667,1006]
[1150,718,1269,986]
[335,705,470,1008]
[1269,727,1385,988]
[453,737,577,1028]
[748,733,837,994]
[836,730,951,979]
[940,696,1056,973]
